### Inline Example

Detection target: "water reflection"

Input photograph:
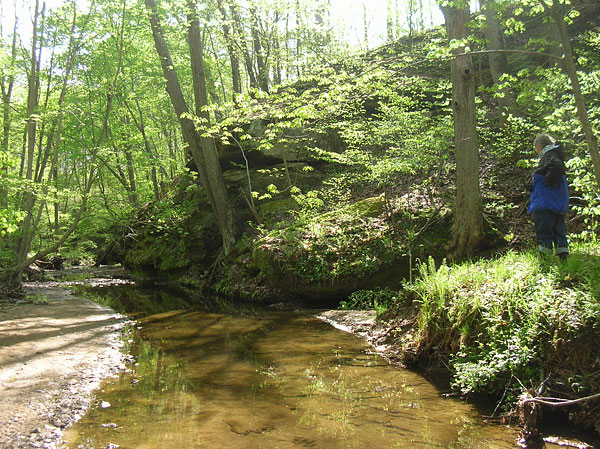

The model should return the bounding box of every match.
[65,290,518,449]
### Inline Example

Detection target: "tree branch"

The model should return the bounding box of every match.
[521,392,600,407]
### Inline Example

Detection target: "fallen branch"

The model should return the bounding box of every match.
[521,392,600,407]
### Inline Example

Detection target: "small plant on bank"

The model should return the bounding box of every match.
[339,288,399,315]
[25,293,49,305]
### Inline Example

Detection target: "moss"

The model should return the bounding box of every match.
[259,198,296,214]
[251,195,421,300]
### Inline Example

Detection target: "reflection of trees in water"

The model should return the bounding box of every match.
[68,305,516,449]
[71,284,194,315]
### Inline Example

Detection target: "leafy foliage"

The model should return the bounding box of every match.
[404,249,600,407]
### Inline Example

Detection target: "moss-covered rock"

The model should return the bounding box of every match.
[251,196,406,300]
[120,175,219,281]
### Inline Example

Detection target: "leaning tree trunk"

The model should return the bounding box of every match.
[145,0,236,255]
[186,0,236,254]
[441,1,484,257]
[540,0,600,190]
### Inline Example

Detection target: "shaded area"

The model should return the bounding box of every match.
[0,286,128,449]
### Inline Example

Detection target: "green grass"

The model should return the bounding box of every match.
[396,244,600,408]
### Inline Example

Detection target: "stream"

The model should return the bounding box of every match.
[63,284,519,449]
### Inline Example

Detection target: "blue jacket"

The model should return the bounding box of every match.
[528,144,569,214]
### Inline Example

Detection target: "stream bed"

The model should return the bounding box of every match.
[63,285,519,449]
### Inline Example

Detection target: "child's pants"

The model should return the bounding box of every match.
[532,210,568,255]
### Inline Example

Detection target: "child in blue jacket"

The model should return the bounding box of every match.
[527,133,569,259]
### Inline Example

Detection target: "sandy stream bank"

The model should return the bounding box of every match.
[0,277,131,449]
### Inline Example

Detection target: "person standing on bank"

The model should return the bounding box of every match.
[527,133,569,259]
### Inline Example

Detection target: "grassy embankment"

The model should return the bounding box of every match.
[376,242,600,428]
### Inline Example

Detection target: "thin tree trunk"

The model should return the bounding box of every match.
[1,7,18,157]
[17,0,42,264]
[123,94,164,201]
[480,0,515,127]
[250,6,269,92]
[540,0,600,190]
[273,10,282,85]
[363,2,368,49]
[295,0,302,78]
[229,1,258,89]
[216,0,241,97]
[387,0,394,41]
[441,2,484,256]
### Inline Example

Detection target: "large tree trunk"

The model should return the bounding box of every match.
[540,0,600,190]
[186,0,236,254]
[145,0,236,255]
[441,2,484,257]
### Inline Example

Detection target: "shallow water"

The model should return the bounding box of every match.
[64,286,519,449]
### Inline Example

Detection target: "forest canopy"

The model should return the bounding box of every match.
[1,0,599,287]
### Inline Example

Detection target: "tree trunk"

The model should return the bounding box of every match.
[363,2,369,49]
[540,0,600,190]
[273,11,282,85]
[387,0,395,41]
[441,2,484,257]
[295,0,302,78]
[123,93,166,201]
[408,0,415,50]
[187,0,236,254]
[229,1,258,90]
[0,8,18,157]
[145,0,236,255]
[479,0,516,127]
[216,0,242,97]
[250,6,269,92]
[0,7,18,214]
[17,0,41,264]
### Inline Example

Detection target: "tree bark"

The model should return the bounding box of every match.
[229,1,258,90]
[216,0,242,97]
[0,7,18,157]
[540,0,600,190]
[17,0,42,264]
[145,0,236,255]
[250,6,269,92]
[441,1,484,256]
[479,0,516,127]
[187,0,236,254]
